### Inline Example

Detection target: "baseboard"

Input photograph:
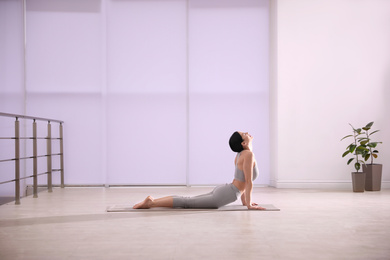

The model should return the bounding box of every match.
[275,180,390,189]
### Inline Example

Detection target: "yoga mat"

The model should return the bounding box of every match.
[106,204,280,212]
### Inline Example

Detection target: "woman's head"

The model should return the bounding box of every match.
[229,131,244,152]
[229,131,254,152]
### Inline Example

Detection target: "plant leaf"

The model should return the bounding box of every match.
[372,154,378,158]
[347,158,354,165]
[373,150,379,153]
[355,162,360,172]
[340,135,353,141]
[369,130,379,136]
[367,142,378,148]
[360,140,369,145]
[364,154,370,161]
[365,122,374,129]
[342,151,350,157]
[349,145,356,153]
[356,146,368,154]
[357,138,368,144]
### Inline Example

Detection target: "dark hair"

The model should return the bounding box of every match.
[229,131,244,153]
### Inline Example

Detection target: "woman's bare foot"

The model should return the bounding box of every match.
[133,196,154,209]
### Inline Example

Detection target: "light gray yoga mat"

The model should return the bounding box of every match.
[107,204,280,212]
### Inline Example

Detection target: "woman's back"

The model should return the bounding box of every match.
[234,151,259,182]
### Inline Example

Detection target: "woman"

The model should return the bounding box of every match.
[133,131,265,210]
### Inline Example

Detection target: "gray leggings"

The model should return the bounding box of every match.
[172,183,241,209]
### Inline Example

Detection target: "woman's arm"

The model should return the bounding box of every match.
[243,151,254,208]
[241,192,246,206]
[243,151,265,210]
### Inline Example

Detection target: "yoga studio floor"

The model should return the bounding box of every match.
[0,187,389,260]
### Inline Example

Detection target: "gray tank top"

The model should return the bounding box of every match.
[234,152,259,182]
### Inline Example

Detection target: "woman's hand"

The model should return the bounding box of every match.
[247,203,266,210]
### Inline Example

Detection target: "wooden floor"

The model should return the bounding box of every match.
[0,186,389,260]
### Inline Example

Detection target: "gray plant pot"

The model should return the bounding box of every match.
[363,164,383,191]
[351,172,366,192]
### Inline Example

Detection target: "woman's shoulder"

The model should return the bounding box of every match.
[240,150,254,158]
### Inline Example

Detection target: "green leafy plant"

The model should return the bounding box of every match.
[359,122,382,164]
[341,124,367,172]
[341,122,382,172]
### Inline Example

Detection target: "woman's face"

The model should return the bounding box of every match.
[238,131,253,144]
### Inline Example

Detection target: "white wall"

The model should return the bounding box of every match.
[271,0,390,188]
[25,0,104,185]
[0,0,270,190]
[0,0,26,196]
[0,0,25,116]
[106,0,188,185]
[188,0,269,185]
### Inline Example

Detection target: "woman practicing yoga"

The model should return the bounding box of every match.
[133,131,265,210]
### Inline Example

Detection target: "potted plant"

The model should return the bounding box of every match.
[359,122,383,191]
[341,124,367,192]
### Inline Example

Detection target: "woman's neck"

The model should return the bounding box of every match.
[243,145,253,151]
